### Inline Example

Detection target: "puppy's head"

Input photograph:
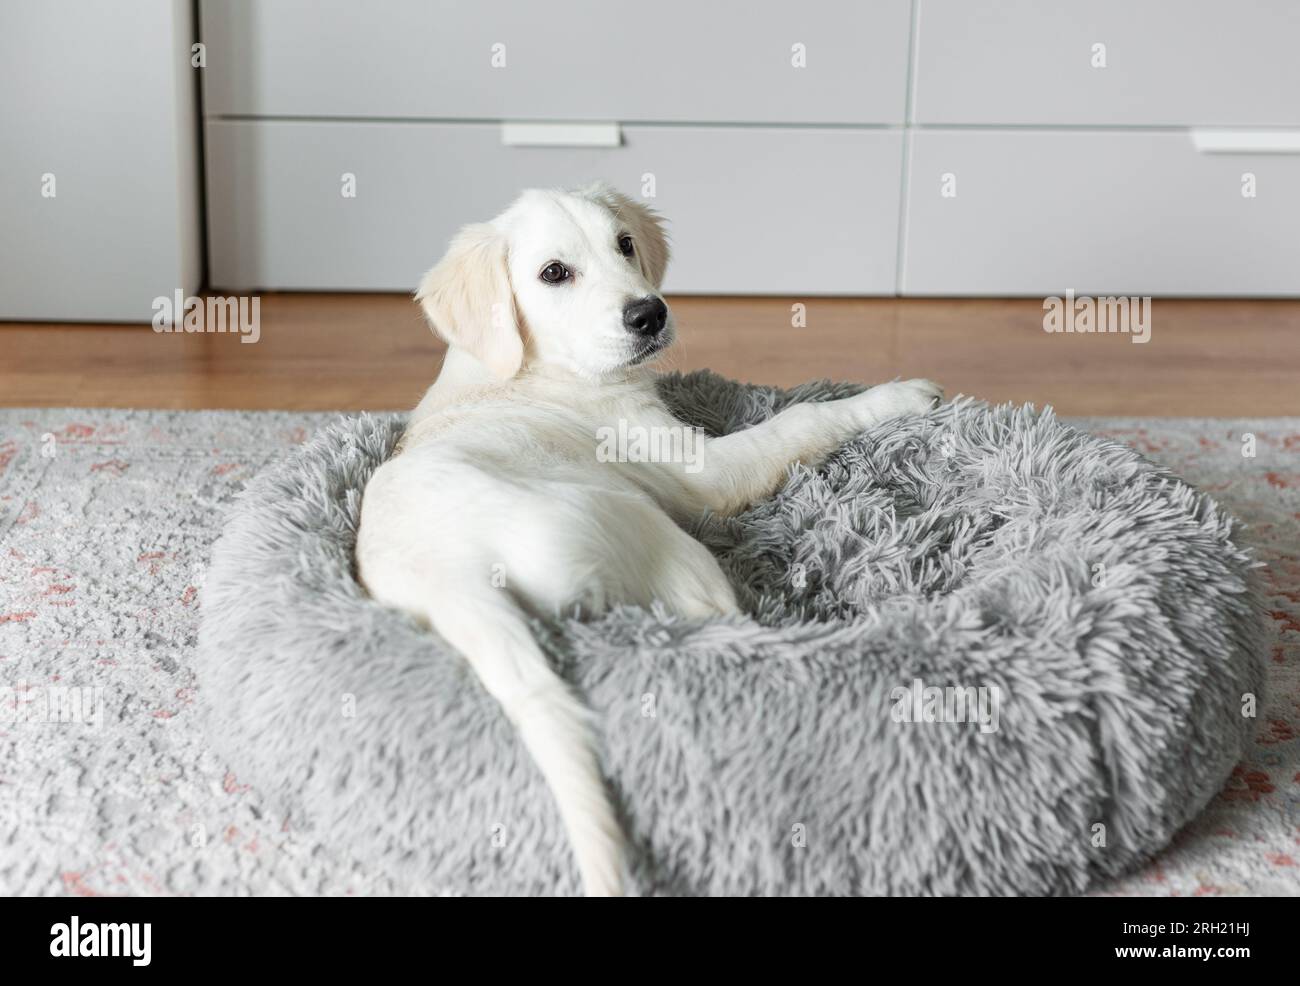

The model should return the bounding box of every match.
[416,183,672,379]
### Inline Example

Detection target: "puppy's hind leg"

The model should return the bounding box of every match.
[584,494,741,621]
[421,590,626,896]
[644,524,741,621]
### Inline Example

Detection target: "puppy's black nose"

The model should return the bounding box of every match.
[622,296,668,336]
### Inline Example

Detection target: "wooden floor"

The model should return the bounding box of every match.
[1,295,1297,416]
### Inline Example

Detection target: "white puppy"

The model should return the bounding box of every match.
[356,184,942,896]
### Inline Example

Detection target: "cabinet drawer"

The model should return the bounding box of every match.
[913,0,1300,126]
[901,130,1300,296]
[199,0,910,125]
[206,120,903,295]
[0,0,200,321]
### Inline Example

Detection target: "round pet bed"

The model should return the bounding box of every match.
[196,371,1264,895]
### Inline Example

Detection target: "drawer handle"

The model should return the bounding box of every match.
[501,122,622,148]
[1191,130,1300,154]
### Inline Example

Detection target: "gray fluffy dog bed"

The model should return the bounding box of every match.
[196,371,1264,896]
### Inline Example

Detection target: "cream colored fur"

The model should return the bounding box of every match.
[356,184,942,895]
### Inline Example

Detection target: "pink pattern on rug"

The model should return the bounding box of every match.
[0,408,1296,896]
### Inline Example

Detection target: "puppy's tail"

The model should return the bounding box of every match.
[425,591,626,896]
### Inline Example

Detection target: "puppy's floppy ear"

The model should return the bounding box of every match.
[582,182,670,288]
[415,223,524,379]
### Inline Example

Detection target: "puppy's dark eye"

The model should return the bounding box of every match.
[618,235,635,257]
[539,261,571,284]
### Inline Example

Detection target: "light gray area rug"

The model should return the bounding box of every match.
[1,399,1298,896]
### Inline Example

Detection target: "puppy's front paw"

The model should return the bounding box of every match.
[892,378,945,410]
[856,379,945,423]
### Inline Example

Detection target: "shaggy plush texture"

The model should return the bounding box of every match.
[186,372,1266,896]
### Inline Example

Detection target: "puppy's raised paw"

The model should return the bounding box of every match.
[854,379,945,424]
[893,378,945,410]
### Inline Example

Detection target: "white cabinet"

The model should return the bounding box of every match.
[6,0,1299,317]
[913,0,1300,126]
[189,1,1300,300]
[901,130,1300,296]
[207,121,903,295]
[0,0,201,321]
[200,0,912,125]
[201,0,914,296]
